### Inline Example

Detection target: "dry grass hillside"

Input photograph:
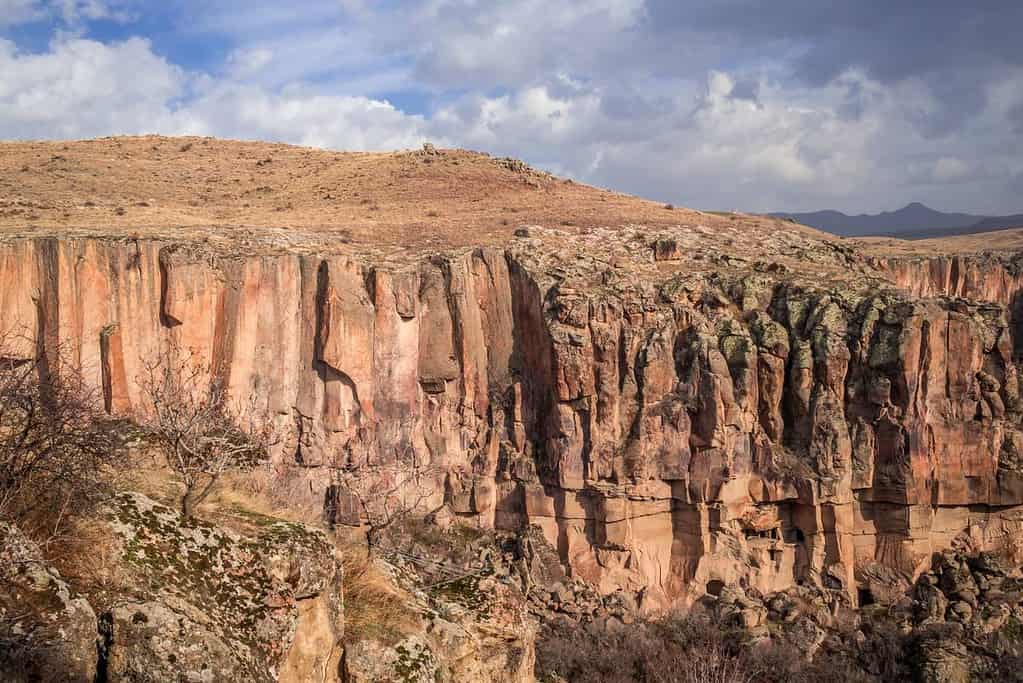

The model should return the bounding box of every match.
[855,228,1023,256]
[1,134,1010,272]
[0,135,825,251]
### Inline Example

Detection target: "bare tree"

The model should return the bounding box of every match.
[136,348,273,519]
[0,334,125,538]
[325,454,439,553]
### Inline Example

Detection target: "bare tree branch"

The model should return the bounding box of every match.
[325,445,441,553]
[135,346,274,519]
[0,330,126,538]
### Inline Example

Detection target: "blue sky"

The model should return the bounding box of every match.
[2,0,1022,214]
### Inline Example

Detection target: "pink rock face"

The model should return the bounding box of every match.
[4,235,1023,609]
[869,254,1023,307]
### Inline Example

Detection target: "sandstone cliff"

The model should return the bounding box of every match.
[3,229,1022,610]
[3,137,1023,612]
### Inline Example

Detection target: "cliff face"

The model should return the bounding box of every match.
[4,230,1023,610]
[869,254,1023,309]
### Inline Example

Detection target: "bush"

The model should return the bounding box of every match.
[537,611,761,683]
[0,343,126,540]
[536,609,902,683]
[136,348,273,519]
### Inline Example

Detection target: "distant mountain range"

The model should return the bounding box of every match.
[771,202,1023,239]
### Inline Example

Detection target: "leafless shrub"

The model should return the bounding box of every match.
[538,608,900,683]
[325,452,440,553]
[0,334,126,540]
[135,348,274,519]
[538,611,762,683]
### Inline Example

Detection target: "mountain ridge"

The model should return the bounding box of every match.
[772,202,1022,238]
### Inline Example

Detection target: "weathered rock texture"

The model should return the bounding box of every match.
[4,229,1023,609]
[696,545,1023,682]
[1,491,346,682]
[0,523,99,683]
[102,492,343,682]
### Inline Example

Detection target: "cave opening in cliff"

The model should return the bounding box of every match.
[857,587,875,606]
[705,579,725,597]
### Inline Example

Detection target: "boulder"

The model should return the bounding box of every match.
[103,493,342,682]
[0,523,98,683]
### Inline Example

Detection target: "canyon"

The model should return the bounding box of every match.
[3,138,1023,621]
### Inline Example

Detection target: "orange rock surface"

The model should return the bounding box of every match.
[3,136,1023,608]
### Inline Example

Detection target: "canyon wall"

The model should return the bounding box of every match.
[4,236,1023,608]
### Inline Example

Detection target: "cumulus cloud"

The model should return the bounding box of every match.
[181,83,431,151]
[0,35,431,152]
[0,0,135,28]
[932,157,970,182]
[1,1,1021,214]
[410,0,645,86]
[0,37,183,138]
[226,47,274,78]
[55,0,134,24]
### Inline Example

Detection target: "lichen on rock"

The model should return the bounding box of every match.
[102,492,341,682]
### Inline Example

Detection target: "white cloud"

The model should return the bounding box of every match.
[226,47,273,78]
[411,0,645,86]
[0,36,431,152]
[428,70,881,209]
[0,37,183,138]
[56,0,132,23]
[0,0,134,28]
[932,157,969,182]
[3,3,1023,216]
[181,83,431,151]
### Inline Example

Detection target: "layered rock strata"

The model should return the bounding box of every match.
[3,232,1023,608]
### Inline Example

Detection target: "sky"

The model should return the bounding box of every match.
[1,1,1021,215]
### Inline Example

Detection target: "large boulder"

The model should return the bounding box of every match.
[0,522,99,682]
[103,493,342,682]
[103,601,243,682]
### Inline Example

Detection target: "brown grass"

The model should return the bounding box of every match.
[0,135,826,254]
[338,545,422,646]
[854,227,1023,256]
[46,456,422,644]
[47,516,127,613]
[199,466,325,533]
[120,455,327,535]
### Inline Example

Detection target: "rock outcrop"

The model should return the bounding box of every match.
[101,492,343,682]
[0,523,99,683]
[693,545,1023,682]
[4,222,1023,611]
[1,493,346,682]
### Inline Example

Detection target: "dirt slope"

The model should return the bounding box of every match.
[0,135,830,252]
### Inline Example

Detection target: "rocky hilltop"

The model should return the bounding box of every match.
[3,136,1023,620]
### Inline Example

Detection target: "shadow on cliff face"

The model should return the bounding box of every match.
[1010,287,1023,359]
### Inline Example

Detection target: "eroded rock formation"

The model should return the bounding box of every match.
[102,492,343,682]
[3,226,1023,610]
